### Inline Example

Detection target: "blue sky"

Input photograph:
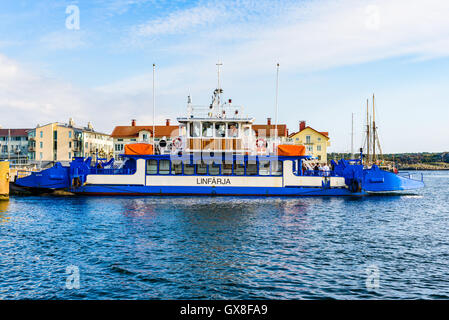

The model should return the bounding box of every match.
[1,0,449,153]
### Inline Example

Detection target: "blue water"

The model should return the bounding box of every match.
[1,171,448,299]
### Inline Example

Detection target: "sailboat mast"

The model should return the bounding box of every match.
[366,99,370,164]
[372,94,376,163]
[274,63,280,154]
[152,63,156,150]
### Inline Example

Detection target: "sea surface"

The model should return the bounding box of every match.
[0,171,448,299]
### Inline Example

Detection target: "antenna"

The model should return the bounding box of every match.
[274,63,280,154]
[216,61,223,107]
[152,63,156,150]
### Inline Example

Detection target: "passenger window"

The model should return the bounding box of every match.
[146,160,158,174]
[202,122,213,137]
[209,163,220,175]
[228,122,239,138]
[234,162,245,176]
[159,160,170,175]
[222,163,233,175]
[215,122,226,137]
[246,162,258,175]
[172,162,182,175]
[271,161,283,176]
[196,162,207,175]
[259,160,270,176]
[184,163,194,175]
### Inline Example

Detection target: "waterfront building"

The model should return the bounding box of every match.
[82,122,114,159]
[0,128,32,164]
[252,118,289,152]
[288,121,330,163]
[111,119,178,160]
[29,118,112,163]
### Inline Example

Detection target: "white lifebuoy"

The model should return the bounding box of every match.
[256,138,267,153]
[173,137,183,149]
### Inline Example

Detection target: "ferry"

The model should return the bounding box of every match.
[14,88,424,196]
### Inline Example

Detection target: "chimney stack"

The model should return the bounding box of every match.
[166,119,170,126]
[299,121,306,131]
[267,118,272,125]
[131,119,136,127]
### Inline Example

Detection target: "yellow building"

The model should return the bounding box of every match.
[288,121,330,163]
[30,118,112,163]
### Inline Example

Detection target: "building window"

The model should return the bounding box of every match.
[317,145,321,151]
[40,142,43,148]
[53,131,57,140]
[306,135,311,144]
[117,138,123,142]
[69,141,72,148]
[69,131,72,138]
[40,131,43,138]
[40,152,43,160]
[69,152,71,159]
[318,137,321,141]
[307,145,313,153]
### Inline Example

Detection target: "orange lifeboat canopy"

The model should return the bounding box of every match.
[124,143,154,155]
[277,145,306,156]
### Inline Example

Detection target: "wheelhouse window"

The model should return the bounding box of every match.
[228,122,239,137]
[215,122,226,137]
[202,122,213,137]
[190,122,201,137]
[146,160,157,174]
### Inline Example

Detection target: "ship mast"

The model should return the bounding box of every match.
[366,99,370,165]
[216,61,223,112]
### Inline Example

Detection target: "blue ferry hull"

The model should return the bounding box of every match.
[71,185,361,196]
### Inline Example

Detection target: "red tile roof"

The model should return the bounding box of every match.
[111,125,179,138]
[0,128,31,137]
[252,124,288,137]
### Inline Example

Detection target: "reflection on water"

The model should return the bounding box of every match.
[0,171,448,299]
[0,200,9,223]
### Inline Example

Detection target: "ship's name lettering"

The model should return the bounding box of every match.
[196,177,231,185]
